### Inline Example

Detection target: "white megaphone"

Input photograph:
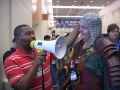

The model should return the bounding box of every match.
[30,36,67,59]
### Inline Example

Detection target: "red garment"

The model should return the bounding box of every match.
[4,49,53,90]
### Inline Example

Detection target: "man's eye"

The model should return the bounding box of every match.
[26,33,31,35]
[32,32,35,35]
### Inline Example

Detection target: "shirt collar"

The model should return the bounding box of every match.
[15,48,36,57]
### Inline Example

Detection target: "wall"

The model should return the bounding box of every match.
[55,28,73,36]
[0,0,11,89]
[11,0,32,35]
[34,0,50,40]
[99,0,120,33]
[0,0,32,89]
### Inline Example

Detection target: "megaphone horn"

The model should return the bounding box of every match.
[30,36,67,59]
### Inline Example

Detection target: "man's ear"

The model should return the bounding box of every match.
[15,36,19,42]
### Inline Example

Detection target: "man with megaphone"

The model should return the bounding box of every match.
[4,24,80,90]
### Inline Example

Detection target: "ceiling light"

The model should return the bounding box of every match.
[53,6,105,9]
[91,1,94,3]
[107,2,110,3]
[53,16,83,18]
[32,0,37,4]
[57,1,60,2]
[32,5,37,13]
[74,1,77,2]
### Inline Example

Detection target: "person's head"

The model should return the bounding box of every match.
[44,35,50,41]
[12,37,17,49]
[14,24,36,50]
[51,30,56,37]
[64,33,69,37]
[107,24,119,40]
[56,35,60,38]
[79,12,102,45]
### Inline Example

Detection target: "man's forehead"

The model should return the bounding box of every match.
[22,26,34,32]
[112,28,119,32]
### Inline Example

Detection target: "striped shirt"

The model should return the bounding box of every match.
[4,48,53,90]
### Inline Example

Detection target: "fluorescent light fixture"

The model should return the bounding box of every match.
[53,6,105,9]
[53,16,83,18]
[91,1,94,3]
[32,5,37,13]
[32,0,37,4]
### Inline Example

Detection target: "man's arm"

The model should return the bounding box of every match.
[14,63,39,90]
[65,25,80,47]
[13,52,46,90]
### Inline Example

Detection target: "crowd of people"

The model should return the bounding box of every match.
[3,12,120,90]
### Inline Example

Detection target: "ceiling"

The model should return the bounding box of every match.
[52,0,116,18]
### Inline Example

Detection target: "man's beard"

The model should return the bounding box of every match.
[22,37,36,50]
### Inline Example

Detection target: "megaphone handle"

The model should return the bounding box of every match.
[41,64,45,90]
[36,48,46,64]
[37,48,43,52]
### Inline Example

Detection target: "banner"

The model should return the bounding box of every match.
[55,18,80,28]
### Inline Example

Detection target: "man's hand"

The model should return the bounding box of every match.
[35,51,47,65]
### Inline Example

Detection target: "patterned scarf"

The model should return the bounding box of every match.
[80,12,102,45]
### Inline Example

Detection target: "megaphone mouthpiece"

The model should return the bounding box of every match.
[30,40,35,48]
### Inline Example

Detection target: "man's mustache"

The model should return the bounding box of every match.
[31,37,36,40]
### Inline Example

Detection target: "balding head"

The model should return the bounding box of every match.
[14,24,29,38]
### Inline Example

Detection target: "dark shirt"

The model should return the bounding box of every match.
[3,47,16,64]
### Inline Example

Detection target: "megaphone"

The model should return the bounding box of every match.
[30,36,67,59]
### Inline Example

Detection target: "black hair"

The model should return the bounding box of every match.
[107,24,119,33]
[14,24,29,38]
[44,35,50,40]
[51,30,55,33]
[56,35,60,38]
[64,33,70,37]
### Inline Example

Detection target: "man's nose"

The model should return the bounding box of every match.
[30,33,35,38]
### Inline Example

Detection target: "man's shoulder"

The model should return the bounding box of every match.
[4,52,20,63]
